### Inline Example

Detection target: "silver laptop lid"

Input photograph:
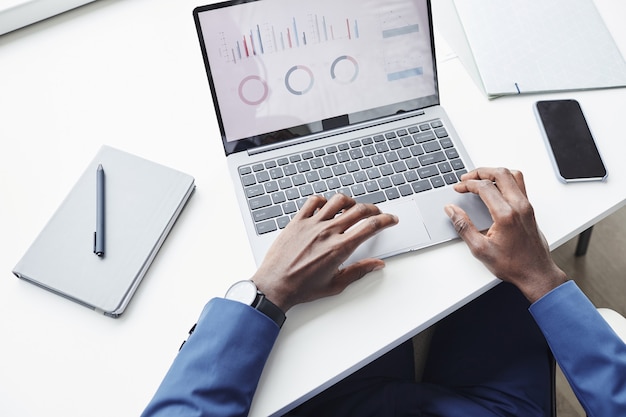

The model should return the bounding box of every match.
[193,0,438,155]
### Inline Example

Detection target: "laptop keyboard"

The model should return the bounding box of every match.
[238,118,468,235]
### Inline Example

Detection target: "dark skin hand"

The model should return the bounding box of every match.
[252,193,399,312]
[445,167,568,303]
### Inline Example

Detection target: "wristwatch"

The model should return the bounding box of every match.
[225,280,286,328]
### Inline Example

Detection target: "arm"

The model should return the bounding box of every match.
[530,281,626,417]
[445,167,626,416]
[141,298,280,417]
[142,194,398,416]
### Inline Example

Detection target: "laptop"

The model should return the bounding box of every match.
[193,0,492,266]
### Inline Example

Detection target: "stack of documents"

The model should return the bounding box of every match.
[437,0,626,98]
[13,145,195,317]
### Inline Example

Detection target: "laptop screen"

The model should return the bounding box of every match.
[194,0,438,155]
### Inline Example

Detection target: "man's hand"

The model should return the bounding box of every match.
[252,193,399,312]
[445,167,567,303]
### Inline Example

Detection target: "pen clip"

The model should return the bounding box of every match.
[93,231,97,254]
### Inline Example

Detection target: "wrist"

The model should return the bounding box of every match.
[520,268,568,304]
[250,272,295,312]
[225,280,286,328]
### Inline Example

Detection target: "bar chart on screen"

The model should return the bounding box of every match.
[218,14,360,65]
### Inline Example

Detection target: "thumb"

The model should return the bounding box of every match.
[334,259,385,293]
[444,204,484,250]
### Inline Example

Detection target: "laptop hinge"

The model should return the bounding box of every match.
[247,110,426,156]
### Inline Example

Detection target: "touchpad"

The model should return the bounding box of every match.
[343,198,431,266]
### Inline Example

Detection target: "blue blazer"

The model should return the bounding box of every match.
[142,282,626,416]
[141,298,279,417]
[530,281,626,417]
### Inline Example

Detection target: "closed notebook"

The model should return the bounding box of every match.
[438,0,626,98]
[13,145,195,317]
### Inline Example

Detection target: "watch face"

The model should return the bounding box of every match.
[225,280,257,305]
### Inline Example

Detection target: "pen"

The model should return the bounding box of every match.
[94,164,105,256]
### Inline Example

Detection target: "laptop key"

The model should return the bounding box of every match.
[399,184,413,196]
[351,183,366,196]
[434,127,448,138]
[385,188,401,200]
[445,148,460,159]
[245,185,265,198]
[319,167,333,179]
[354,191,386,205]
[451,159,465,170]
[283,164,297,175]
[255,220,277,234]
[271,191,286,204]
[313,181,328,193]
[256,171,270,182]
[286,189,300,200]
[443,173,458,185]
[249,195,272,210]
[292,174,306,186]
[412,180,433,193]
[264,181,279,193]
[364,181,380,192]
[419,151,446,166]
[241,174,256,186]
[431,176,445,188]
[253,206,283,222]
[299,184,314,196]
[417,166,439,178]
[423,141,442,153]
[283,201,297,214]
[310,158,324,169]
[277,216,290,229]
[413,131,436,143]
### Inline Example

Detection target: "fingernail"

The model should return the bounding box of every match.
[444,205,455,218]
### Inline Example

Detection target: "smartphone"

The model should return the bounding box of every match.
[534,99,607,183]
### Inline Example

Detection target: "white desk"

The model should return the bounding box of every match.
[1,1,625,416]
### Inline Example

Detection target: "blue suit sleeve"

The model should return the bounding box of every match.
[529,281,626,417]
[141,298,280,417]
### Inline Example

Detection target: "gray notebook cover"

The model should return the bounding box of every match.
[13,145,195,317]
[439,0,626,98]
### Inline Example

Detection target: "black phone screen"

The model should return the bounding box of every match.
[535,99,607,182]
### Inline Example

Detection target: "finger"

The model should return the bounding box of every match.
[332,258,386,294]
[459,167,520,197]
[332,202,384,231]
[294,195,327,219]
[474,167,529,209]
[455,168,529,218]
[316,193,356,221]
[444,204,487,254]
[455,179,514,222]
[459,167,528,200]
[510,169,528,198]
[340,212,399,251]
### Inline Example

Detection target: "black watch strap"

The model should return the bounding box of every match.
[255,293,286,328]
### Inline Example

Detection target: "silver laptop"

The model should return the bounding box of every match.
[193,0,492,266]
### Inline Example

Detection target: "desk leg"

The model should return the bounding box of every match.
[575,227,594,257]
